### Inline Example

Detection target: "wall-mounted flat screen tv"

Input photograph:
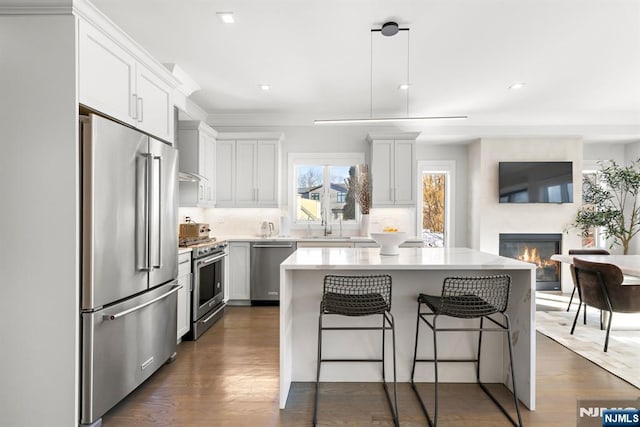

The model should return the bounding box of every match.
[499,161,573,203]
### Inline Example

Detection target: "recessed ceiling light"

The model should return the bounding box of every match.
[259,84,271,91]
[509,82,526,90]
[398,84,410,90]
[217,12,234,24]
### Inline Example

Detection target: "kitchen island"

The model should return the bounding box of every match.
[279,247,536,410]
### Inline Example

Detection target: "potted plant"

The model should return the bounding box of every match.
[570,159,640,254]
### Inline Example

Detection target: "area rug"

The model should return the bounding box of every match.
[535,303,640,389]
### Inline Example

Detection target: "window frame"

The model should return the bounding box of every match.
[416,160,455,247]
[288,152,365,228]
[582,160,604,248]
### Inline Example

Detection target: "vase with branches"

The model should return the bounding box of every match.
[346,164,371,214]
[570,159,640,254]
[346,164,371,235]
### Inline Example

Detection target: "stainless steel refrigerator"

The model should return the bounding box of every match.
[79,114,179,427]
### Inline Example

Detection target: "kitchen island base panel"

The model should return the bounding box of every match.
[280,267,534,411]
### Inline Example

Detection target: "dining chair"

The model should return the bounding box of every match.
[571,257,640,352]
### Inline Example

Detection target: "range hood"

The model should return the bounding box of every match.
[179,171,207,182]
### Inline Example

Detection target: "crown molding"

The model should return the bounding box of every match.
[0,0,75,15]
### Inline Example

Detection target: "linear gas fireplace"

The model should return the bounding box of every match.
[499,233,562,291]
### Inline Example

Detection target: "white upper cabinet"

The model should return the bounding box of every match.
[135,64,173,142]
[235,140,258,205]
[216,133,283,208]
[78,20,136,125]
[215,140,235,205]
[368,133,419,206]
[177,121,217,207]
[78,18,176,143]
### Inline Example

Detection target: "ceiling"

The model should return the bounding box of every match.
[90,0,640,142]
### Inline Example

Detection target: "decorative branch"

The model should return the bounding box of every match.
[346,164,371,215]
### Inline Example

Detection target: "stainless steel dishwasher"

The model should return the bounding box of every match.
[250,241,297,304]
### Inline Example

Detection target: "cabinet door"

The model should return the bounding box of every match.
[228,242,250,300]
[78,20,136,125]
[197,133,216,206]
[256,141,279,206]
[371,140,395,206]
[176,273,191,340]
[234,141,257,205]
[135,64,174,143]
[216,140,235,205]
[393,140,415,204]
[205,136,216,205]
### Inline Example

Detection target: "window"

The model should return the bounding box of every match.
[417,161,455,247]
[289,153,365,225]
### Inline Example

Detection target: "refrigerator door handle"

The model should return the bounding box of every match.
[137,153,152,272]
[152,155,163,269]
[102,284,180,321]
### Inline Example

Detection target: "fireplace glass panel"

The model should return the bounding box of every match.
[499,234,562,291]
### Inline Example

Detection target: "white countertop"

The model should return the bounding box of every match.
[281,247,535,270]
[178,247,192,254]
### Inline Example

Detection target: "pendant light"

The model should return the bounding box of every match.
[314,21,467,125]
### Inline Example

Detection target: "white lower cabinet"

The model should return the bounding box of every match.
[228,242,251,302]
[177,252,192,341]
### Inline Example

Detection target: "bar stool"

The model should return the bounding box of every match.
[410,275,523,426]
[313,274,399,427]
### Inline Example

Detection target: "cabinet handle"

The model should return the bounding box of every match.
[137,97,144,123]
[131,94,138,120]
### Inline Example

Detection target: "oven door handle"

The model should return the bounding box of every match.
[197,252,227,267]
[102,284,180,321]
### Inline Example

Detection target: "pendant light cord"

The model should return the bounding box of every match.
[406,29,410,118]
[370,30,373,119]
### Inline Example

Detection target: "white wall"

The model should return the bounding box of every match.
[468,138,583,292]
[0,14,79,427]
[583,142,626,165]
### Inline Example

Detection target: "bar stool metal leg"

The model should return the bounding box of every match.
[382,312,399,426]
[313,311,323,426]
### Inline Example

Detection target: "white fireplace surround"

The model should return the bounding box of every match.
[468,138,583,293]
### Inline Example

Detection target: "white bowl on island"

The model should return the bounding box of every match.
[370,231,408,256]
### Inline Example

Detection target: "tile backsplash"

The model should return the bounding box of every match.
[178,207,417,238]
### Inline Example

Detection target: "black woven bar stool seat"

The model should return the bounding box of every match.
[411,275,523,427]
[313,274,399,427]
[323,291,388,316]
[418,293,501,318]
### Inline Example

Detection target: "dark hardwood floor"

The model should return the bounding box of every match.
[102,306,639,426]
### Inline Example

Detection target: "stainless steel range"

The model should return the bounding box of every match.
[183,238,227,340]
